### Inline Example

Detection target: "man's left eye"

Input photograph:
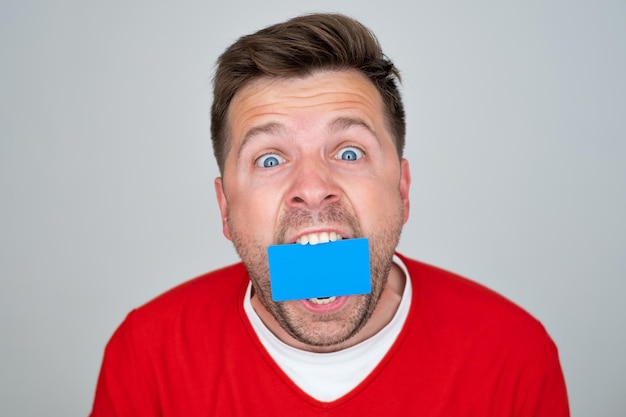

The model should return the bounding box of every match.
[336,147,364,161]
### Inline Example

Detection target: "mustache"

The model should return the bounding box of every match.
[275,202,361,244]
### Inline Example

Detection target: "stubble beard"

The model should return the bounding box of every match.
[228,200,404,349]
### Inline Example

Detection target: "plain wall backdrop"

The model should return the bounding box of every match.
[1,1,624,415]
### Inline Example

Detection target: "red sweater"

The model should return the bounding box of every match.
[91,255,569,416]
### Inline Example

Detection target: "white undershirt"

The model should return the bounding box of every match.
[243,255,412,402]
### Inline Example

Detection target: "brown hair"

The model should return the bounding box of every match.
[211,13,405,174]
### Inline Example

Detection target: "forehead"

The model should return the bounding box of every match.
[226,70,386,141]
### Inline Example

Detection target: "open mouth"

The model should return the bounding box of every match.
[268,233,369,304]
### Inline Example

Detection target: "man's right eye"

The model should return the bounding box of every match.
[255,153,285,168]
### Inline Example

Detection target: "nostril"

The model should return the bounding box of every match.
[291,193,336,206]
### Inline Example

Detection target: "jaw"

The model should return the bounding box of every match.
[274,294,372,349]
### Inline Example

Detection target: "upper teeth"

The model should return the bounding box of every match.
[296,232,342,245]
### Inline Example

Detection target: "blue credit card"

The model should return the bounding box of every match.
[267,238,371,301]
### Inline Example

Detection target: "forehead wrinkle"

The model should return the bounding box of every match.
[229,70,387,164]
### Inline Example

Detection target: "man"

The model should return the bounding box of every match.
[91,13,569,415]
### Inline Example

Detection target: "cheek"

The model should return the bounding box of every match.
[347,173,403,217]
[227,186,282,232]
[355,168,400,199]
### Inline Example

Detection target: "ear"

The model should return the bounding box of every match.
[400,158,411,224]
[214,177,232,240]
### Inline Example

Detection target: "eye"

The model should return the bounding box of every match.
[336,146,364,161]
[255,153,285,168]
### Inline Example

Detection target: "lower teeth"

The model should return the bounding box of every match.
[309,296,337,305]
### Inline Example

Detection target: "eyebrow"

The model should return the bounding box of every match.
[237,116,380,159]
[238,122,288,159]
[241,122,287,146]
[328,116,380,144]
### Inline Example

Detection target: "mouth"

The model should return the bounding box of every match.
[302,295,348,313]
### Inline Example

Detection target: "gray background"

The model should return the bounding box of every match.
[1,1,624,415]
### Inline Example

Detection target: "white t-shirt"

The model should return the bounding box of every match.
[243,255,412,402]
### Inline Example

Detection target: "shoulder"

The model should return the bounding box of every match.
[117,263,249,342]
[398,254,550,342]
[394,255,568,414]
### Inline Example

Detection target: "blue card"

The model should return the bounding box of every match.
[267,238,371,301]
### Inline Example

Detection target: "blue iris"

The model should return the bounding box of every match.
[338,147,363,161]
[263,156,280,167]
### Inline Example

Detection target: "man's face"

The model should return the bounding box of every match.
[215,70,410,350]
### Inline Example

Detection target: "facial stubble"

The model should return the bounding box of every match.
[227,200,404,349]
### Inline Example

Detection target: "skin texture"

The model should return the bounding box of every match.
[215,69,411,353]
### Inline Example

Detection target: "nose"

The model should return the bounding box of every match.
[286,159,340,210]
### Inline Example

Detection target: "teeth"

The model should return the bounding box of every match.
[296,232,343,245]
[309,296,337,304]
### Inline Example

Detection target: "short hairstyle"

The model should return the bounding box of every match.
[211,13,405,174]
